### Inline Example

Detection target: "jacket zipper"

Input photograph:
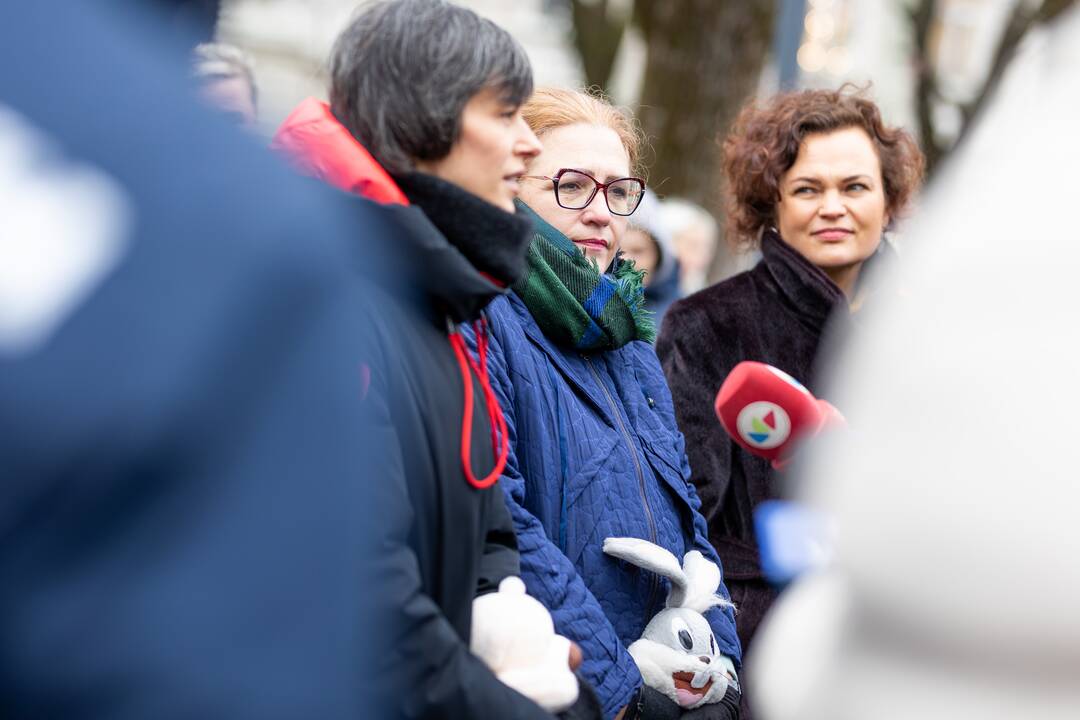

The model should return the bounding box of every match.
[582,355,660,615]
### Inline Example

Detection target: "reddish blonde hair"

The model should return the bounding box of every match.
[521,86,643,173]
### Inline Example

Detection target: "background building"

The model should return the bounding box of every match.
[218,0,586,134]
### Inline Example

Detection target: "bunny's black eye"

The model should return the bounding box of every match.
[710,634,716,655]
[678,629,693,651]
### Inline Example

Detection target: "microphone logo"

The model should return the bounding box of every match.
[736,401,791,449]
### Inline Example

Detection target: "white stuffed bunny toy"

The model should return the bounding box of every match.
[470,576,579,713]
[603,538,738,710]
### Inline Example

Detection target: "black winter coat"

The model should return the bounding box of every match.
[355,175,558,720]
[656,231,848,655]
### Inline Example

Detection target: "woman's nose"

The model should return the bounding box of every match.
[819,190,846,217]
[515,120,542,159]
[582,190,613,224]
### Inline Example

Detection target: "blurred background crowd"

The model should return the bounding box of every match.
[216,0,1071,280]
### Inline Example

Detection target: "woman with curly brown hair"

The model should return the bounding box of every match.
[656,86,923,716]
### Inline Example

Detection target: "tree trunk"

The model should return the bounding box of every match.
[570,0,630,92]
[909,0,945,176]
[633,0,775,276]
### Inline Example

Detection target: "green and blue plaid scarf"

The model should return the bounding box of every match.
[512,200,654,351]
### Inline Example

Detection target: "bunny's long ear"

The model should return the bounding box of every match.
[679,550,734,613]
[603,537,688,606]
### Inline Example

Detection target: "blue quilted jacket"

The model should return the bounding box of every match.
[464,292,741,719]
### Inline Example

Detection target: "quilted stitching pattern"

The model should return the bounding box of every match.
[463,294,741,718]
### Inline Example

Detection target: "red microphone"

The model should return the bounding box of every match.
[714,361,843,470]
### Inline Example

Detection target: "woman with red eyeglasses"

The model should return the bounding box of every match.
[462,87,741,720]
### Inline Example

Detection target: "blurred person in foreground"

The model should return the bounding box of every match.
[271,1,600,718]
[749,6,1080,719]
[0,0,392,717]
[191,42,258,126]
[621,189,682,330]
[146,0,220,44]
[460,86,741,720]
[657,86,923,718]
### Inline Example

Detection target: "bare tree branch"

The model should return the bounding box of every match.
[908,0,945,175]
[912,0,1078,177]
[956,0,1077,143]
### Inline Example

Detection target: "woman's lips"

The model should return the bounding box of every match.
[573,237,609,252]
[812,228,853,241]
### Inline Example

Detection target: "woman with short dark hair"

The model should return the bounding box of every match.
[657,86,924,719]
[272,2,599,719]
[327,0,534,182]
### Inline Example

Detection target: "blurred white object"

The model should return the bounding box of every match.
[602,537,737,709]
[0,106,129,356]
[750,5,1080,720]
[470,577,579,712]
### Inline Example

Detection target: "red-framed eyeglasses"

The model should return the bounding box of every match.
[523,168,646,216]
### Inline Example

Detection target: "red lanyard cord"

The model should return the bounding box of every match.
[447,317,510,489]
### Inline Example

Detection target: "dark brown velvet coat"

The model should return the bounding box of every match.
[656,230,849,664]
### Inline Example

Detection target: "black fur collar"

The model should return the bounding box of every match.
[393,172,534,288]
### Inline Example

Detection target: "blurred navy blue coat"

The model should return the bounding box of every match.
[0,2,393,717]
